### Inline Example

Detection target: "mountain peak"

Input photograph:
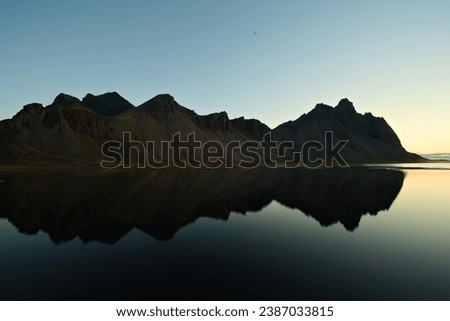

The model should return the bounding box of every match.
[23,103,45,112]
[314,103,331,109]
[139,94,176,107]
[153,93,175,101]
[50,93,82,108]
[337,97,352,105]
[143,94,177,108]
[82,92,134,116]
[137,94,196,120]
[138,94,187,111]
[335,98,356,114]
[300,103,333,121]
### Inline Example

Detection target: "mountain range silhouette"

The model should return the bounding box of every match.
[0,92,424,164]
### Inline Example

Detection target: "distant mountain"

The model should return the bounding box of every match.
[82,92,134,116]
[0,92,424,165]
[273,98,423,163]
[420,153,450,162]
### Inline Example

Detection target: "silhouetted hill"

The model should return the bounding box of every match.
[0,97,114,161]
[49,93,85,109]
[82,92,134,116]
[273,98,423,163]
[137,94,196,119]
[0,93,424,164]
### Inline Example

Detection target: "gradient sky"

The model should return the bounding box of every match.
[1,0,449,153]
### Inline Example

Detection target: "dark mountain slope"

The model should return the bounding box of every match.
[82,92,134,116]
[0,93,424,164]
[273,98,423,163]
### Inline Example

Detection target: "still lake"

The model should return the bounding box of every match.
[0,165,449,300]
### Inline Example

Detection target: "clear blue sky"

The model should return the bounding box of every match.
[1,0,449,153]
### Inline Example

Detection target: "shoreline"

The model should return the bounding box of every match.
[0,160,449,175]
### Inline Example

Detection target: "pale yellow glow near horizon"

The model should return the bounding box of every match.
[264,76,450,154]
[364,96,450,154]
[262,97,449,155]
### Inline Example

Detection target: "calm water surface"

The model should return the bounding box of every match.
[0,166,449,300]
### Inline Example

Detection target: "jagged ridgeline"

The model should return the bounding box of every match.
[0,92,423,164]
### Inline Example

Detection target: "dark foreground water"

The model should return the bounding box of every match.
[0,166,449,300]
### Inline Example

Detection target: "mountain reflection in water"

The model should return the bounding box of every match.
[0,167,404,244]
